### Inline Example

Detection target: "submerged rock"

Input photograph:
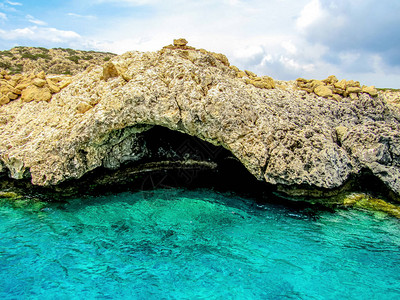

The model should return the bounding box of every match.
[0,40,400,201]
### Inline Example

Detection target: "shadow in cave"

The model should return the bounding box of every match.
[55,125,276,202]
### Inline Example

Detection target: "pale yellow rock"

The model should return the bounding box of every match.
[33,78,47,88]
[346,86,362,94]
[334,79,347,90]
[335,126,348,143]
[210,52,230,66]
[323,75,338,84]
[346,80,360,88]
[332,87,344,95]
[103,62,119,81]
[349,93,359,100]
[362,85,378,97]
[58,78,73,89]
[296,78,310,84]
[230,65,239,73]
[36,71,46,80]
[245,70,257,77]
[261,76,275,89]
[46,78,61,93]
[15,82,30,91]
[7,92,18,100]
[173,38,188,47]
[314,85,333,98]
[237,71,246,78]
[21,86,52,102]
[311,80,326,89]
[76,102,92,114]
[0,95,10,105]
[331,94,342,102]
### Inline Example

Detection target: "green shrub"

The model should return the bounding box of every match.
[21,52,38,60]
[62,68,72,75]
[35,53,52,60]
[67,55,80,64]
[65,48,77,56]
[21,52,51,61]
[82,55,93,60]
[0,61,11,69]
[38,47,49,53]
[0,51,14,58]
[9,64,23,74]
[103,56,111,62]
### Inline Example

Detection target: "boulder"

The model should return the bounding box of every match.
[173,38,188,47]
[334,79,347,90]
[323,75,338,84]
[32,78,47,88]
[362,85,378,97]
[21,86,52,102]
[314,85,333,98]
[0,95,9,105]
[102,62,119,81]
[46,78,61,93]
[76,102,92,114]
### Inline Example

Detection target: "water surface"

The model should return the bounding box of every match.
[0,188,399,299]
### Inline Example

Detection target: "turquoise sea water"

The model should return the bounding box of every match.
[0,188,399,299]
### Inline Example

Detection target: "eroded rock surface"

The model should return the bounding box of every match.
[0,42,400,199]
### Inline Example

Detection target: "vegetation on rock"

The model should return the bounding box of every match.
[0,46,116,75]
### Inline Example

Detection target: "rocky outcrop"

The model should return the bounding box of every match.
[0,70,71,107]
[0,41,400,200]
[296,75,378,101]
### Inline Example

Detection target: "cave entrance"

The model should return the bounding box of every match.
[59,125,272,199]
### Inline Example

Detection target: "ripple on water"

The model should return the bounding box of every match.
[0,188,399,299]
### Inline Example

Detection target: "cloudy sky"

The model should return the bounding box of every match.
[0,0,399,87]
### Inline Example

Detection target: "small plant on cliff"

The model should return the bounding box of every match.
[103,56,111,62]
[67,55,80,64]
[82,55,94,60]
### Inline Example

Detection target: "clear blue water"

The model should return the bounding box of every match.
[0,188,399,299]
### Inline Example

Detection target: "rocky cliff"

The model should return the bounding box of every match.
[0,39,400,201]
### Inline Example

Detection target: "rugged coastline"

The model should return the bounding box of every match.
[0,39,400,213]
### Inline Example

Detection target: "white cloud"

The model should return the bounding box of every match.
[0,26,81,43]
[0,12,7,20]
[5,0,22,5]
[296,0,325,31]
[67,13,97,20]
[26,15,47,26]
[93,0,160,5]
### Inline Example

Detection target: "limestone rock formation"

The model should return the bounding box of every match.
[0,40,400,201]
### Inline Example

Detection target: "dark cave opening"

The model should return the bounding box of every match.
[50,125,276,201]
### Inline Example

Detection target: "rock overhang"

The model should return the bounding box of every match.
[0,40,400,201]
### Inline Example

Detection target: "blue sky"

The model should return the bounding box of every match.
[0,0,399,87]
